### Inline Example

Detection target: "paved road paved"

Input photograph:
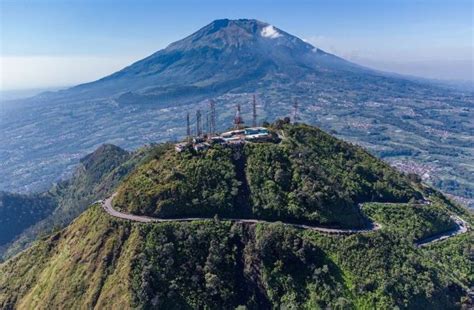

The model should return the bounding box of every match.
[101,194,380,235]
[416,215,469,247]
[101,194,468,244]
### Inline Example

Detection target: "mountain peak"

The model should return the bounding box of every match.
[166,18,302,51]
[206,18,268,34]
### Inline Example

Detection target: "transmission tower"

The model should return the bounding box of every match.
[196,110,202,136]
[234,104,244,129]
[252,94,257,127]
[209,99,216,135]
[186,112,191,139]
[205,112,210,136]
[293,98,299,123]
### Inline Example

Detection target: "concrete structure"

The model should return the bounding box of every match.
[244,127,270,141]
[175,142,189,153]
[176,127,274,153]
[193,142,210,152]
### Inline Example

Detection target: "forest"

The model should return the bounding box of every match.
[114,123,423,228]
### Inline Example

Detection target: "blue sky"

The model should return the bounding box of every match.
[1,0,473,90]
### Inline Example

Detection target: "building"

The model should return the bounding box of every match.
[221,129,245,140]
[176,127,274,153]
[244,127,270,141]
[208,136,226,144]
[175,142,189,153]
[193,142,210,152]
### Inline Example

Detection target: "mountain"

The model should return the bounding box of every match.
[0,122,472,309]
[67,19,358,102]
[1,19,473,208]
[0,142,178,261]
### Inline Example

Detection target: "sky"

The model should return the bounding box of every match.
[1,0,473,91]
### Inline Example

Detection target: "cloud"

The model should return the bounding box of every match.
[304,36,340,55]
[261,25,282,39]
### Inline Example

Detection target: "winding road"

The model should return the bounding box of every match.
[100,194,469,245]
[416,215,469,247]
[100,194,380,234]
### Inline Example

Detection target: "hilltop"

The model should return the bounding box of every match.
[113,122,422,228]
[1,122,472,309]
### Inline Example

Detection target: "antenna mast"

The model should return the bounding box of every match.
[252,94,257,127]
[186,112,191,139]
[293,98,298,123]
[196,110,202,136]
[205,112,210,136]
[209,99,216,135]
[234,104,244,129]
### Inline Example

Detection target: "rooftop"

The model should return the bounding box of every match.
[175,127,274,152]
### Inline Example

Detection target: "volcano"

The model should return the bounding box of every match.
[65,18,363,104]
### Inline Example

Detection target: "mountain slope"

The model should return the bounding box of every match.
[0,122,472,309]
[0,203,470,309]
[0,144,136,260]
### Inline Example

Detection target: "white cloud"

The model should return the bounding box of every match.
[304,36,340,55]
[261,25,282,39]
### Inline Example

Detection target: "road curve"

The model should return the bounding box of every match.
[416,216,469,247]
[100,194,380,235]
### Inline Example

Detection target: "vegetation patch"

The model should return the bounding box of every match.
[362,202,457,241]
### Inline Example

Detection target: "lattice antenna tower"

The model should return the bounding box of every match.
[196,109,202,136]
[186,112,191,138]
[234,104,244,129]
[209,99,216,135]
[293,98,299,122]
[205,112,210,136]
[252,94,257,127]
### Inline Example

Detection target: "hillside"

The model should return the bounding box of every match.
[114,123,422,228]
[0,203,471,309]
[1,19,472,210]
[0,144,142,260]
[0,122,472,308]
